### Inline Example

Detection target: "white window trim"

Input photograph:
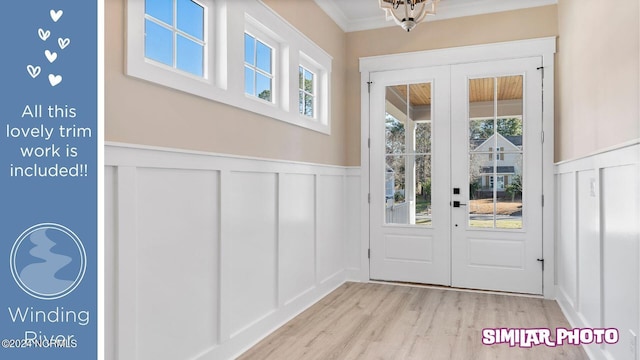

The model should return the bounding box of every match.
[128,0,218,95]
[299,51,329,127]
[243,14,283,107]
[143,0,207,77]
[126,0,332,135]
[243,33,276,103]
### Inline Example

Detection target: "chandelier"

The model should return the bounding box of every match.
[379,0,439,32]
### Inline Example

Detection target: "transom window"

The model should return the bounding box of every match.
[129,0,332,134]
[144,0,205,77]
[244,33,274,102]
[298,66,315,118]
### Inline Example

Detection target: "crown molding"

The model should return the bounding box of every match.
[315,0,557,33]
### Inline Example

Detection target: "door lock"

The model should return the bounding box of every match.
[453,201,467,208]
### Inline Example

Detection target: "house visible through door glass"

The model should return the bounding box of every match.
[468,76,523,229]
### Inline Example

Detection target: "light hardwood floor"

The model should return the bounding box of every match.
[238,282,588,360]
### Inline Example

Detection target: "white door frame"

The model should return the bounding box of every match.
[358,37,556,299]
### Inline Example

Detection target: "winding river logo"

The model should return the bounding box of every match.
[10,223,86,300]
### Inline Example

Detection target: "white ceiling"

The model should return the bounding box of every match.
[313,0,557,32]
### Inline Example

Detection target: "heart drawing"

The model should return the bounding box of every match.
[48,74,62,87]
[27,65,41,79]
[45,50,57,63]
[50,9,63,22]
[38,28,50,41]
[58,38,70,50]
[28,10,68,87]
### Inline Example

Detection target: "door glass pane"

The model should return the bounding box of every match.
[385,83,432,226]
[469,153,494,228]
[496,153,523,229]
[468,75,523,229]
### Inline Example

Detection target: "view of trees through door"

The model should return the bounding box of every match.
[384,83,432,226]
[383,77,525,229]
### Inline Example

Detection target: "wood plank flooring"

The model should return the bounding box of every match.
[238,282,588,360]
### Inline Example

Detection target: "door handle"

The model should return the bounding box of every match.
[453,201,467,208]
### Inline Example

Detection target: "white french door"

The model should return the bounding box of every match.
[450,57,543,294]
[369,57,544,294]
[369,66,451,285]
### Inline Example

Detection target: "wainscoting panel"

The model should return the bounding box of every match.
[279,173,316,306]
[104,166,117,360]
[317,175,346,284]
[345,171,362,280]
[557,172,577,307]
[135,168,220,360]
[227,171,278,336]
[601,164,639,360]
[576,169,600,329]
[105,143,362,360]
[555,141,640,360]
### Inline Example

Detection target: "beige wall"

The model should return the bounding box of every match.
[556,0,639,162]
[345,6,559,166]
[108,1,640,166]
[105,0,348,165]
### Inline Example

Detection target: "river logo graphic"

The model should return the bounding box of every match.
[10,223,87,300]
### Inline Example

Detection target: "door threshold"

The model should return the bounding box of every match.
[369,280,544,299]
